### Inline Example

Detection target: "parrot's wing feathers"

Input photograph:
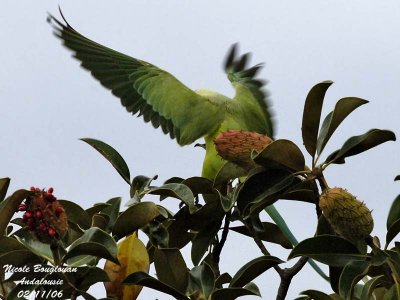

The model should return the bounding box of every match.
[49,14,224,145]
[224,44,275,137]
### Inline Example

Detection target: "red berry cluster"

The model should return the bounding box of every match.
[19,187,67,242]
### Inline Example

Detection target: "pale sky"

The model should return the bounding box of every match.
[1,1,400,299]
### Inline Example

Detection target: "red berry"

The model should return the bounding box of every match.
[18,204,27,211]
[24,211,33,218]
[45,194,56,202]
[55,206,64,216]
[39,222,47,231]
[48,187,54,194]
[48,228,56,236]
[28,224,35,231]
[35,210,43,219]
[30,186,36,191]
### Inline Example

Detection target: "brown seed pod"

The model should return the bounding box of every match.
[214,130,273,171]
[319,187,374,241]
[21,187,68,243]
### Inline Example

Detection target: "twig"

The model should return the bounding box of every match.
[244,218,310,299]
[212,211,231,265]
[276,256,308,300]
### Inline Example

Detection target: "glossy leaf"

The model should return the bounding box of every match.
[148,183,197,213]
[191,220,222,266]
[213,162,248,185]
[0,177,10,202]
[188,263,215,299]
[360,275,385,300]
[123,272,189,299]
[325,129,396,164]
[85,203,111,219]
[182,177,214,195]
[235,168,293,215]
[0,189,30,236]
[130,175,158,200]
[230,255,283,287]
[14,230,53,262]
[316,97,368,155]
[58,199,91,229]
[142,220,169,248]
[215,273,232,287]
[63,227,118,264]
[230,223,292,249]
[339,260,370,300]
[387,195,400,230]
[211,282,261,300]
[104,233,149,299]
[81,138,130,185]
[154,248,188,293]
[253,139,305,172]
[113,202,160,239]
[289,235,366,267]
[101,197,121,231]
[302,81,333,157]
[386,218,400,246]
[299,290,333,300]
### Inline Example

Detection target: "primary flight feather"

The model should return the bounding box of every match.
[48,13,274,180]
[48,13,329,280]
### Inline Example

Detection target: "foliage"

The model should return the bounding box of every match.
[0,81,398,299]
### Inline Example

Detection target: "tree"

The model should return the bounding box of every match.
[0,81,398,299]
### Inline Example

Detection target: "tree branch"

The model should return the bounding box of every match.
[276,256,308,300]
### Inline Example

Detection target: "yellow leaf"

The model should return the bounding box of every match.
[104,232,149,299]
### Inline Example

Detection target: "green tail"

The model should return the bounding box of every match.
[265,205,329,281]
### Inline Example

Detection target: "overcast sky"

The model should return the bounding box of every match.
[1,1,400,299]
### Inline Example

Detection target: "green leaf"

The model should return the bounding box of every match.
[215,273,232,287]
[14,230,53,261]
[230,256,283,287]
[100,197,121,231]
[213,162,248,186]
[288,235,366,267]
[0,189,30,236]
[211,282,261,300]
[112,201,160,239]
[316,97,368,155]
[299,290,334,300]
[384,283,400,300]
[325,129,396,164]
[58,200,91,229]
[386,218,400,246]
[130,175,158,199]
[182,177,214,196]
[63,227,118,264]
[235,168,293,215]
[188,263,215,299]
[0,177,10,202]
[253,139,305,172]
[387,194,400,230]
[191,220,222,266]
[123,271,189,299]
[154,248,189,293]
[230,223,292,249]
[360,275,385,300]
[81,138,130,185]
[85,203,111,219]
[143,220,169,248]
[339,260,370,300]
[302,80,333,157]
[147,183,197,213]
[166,207,193,249]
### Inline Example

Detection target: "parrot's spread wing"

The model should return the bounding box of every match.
[49,13,224,146]
[224,44,275,138]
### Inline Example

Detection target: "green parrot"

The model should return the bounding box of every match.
[48,13,327,279]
